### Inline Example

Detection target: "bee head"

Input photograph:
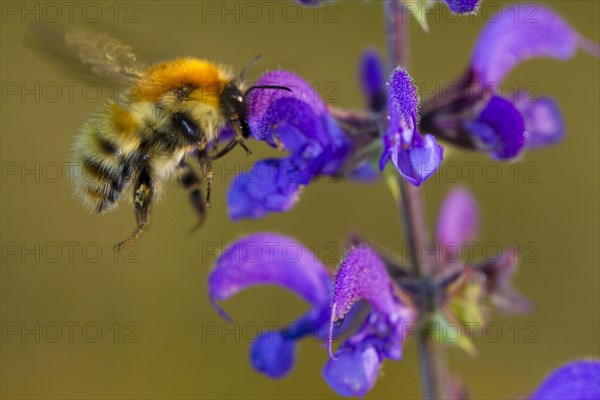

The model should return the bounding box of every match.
[221,83,246,115]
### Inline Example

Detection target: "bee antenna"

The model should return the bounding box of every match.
[243,85,292,100]
[239,54,263,81]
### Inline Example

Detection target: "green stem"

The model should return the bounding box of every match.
[384,1,449,398]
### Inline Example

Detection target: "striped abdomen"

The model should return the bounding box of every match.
[72,99,183,213]
[72,101,141,213]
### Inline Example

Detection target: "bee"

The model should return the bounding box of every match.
[28,26,288,250]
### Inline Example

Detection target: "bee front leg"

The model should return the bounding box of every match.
[177,160,207,233]
[211,120,252,160]
[235,135,252,156]
[115,168,154,251]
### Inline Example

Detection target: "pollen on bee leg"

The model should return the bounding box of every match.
[134,184,151,206]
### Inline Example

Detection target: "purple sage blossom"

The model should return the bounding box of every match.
[530,360,600,400]
[208,233,331,377]
[421,5,599,159]
[323,245,415,396]
[442,0,480,14]
[436,188,530,313]
[380,68,444,186]
[227,71,352,220]
[208,234,415,396]
[360,49,386,113]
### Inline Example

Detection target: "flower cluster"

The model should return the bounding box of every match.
[208,187,533,396]
[209,1,600,399]
[225,4,598,222]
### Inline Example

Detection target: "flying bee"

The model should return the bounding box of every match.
[27,26,289,250]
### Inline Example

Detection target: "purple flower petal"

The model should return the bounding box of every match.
[209,233,331,317]
[265,100,350,177]
[227,159,308,220]
[322,345,382,397]
[331,246,400,320]
[360,49,386,112]
[531,360,600,400]
[390,133,444,186]
[381,68,443,185]
[251,332,295,378]
[230,72,352,220]
[471,5,578,85]
[247,70,326,142]
[436,187,479,249]
[244,71,351,190]
[328,246,413,359]
[513,93,565,149]
[385,68,419,135]
[466,96,525,160]
[253,96,325,150]
[443,0,479,14]
[209,233,332,378]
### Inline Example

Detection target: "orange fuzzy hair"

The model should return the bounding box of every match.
[131,58,232,103]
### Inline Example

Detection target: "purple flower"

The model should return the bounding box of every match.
[442,0,479,14]
[208,233,331,377]
[470,6,578,86]
[421,5,598,159]
[530,360,600,400]
[380,68,444,186]
[227,71,351,220]
[324,245,415,396]
[434,188,530,331]
[227,159,308,220]
[435,187,479,250]
[513,92,565,149]
[359,49,386,113]
[465,96,525,160]
[208,235,414,396]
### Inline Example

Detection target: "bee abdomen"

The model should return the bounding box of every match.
[76,154,132,214]
[72,112,136,214]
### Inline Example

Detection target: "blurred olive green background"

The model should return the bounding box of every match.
[1,0,598,398]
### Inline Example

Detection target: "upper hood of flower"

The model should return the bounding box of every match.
[208,233,332,377]
[471,5,578,85]
[380,68,444,186]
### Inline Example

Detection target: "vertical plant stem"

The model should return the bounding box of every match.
[384,1,449,399]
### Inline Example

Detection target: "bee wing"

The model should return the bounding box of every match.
[25,24,146,84]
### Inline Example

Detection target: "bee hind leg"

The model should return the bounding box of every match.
[177,160,207,233]
[198,151,213,209]
[115,168,154,251]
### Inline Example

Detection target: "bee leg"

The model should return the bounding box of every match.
[210,137,238,160]
[177,160,207,233]
[210,134,252,160]
[115,168,154,251]
[234,130,252,156]
[198,152,213,209]
[237,137,252,156]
